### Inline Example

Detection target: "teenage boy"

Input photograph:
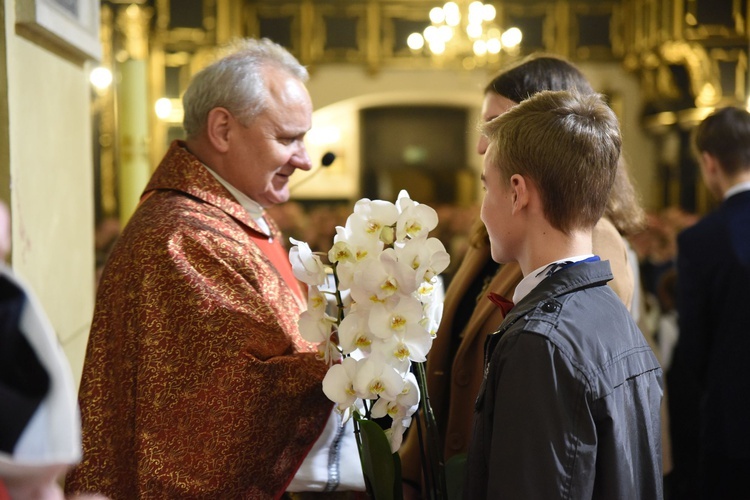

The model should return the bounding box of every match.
[669,106,750,498]
[465,90,664,499]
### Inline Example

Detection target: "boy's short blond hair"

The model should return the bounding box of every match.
[483,90,621,234]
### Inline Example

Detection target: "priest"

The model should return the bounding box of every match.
[65,38,364,499]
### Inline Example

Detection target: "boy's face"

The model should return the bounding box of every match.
[480,149,520,264]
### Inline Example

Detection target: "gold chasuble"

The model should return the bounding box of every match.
[66,141,332,499]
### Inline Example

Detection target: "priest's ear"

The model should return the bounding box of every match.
[204,107,233,153]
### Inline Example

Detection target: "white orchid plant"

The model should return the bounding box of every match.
[289,190,450,498]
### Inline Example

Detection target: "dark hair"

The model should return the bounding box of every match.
[484,54,594,103]
[606,156,646,236]
[693,106,750,176]
[484,90,622,234]
[471,54,599,248]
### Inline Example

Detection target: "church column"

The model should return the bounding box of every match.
[116,4,154,225]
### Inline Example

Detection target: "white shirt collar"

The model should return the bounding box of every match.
[512,254,595,304]
[202,165,270,234]
[724,180,750,200]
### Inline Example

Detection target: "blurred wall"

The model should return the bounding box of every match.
[303,63,658,209]
[1,1,96,389]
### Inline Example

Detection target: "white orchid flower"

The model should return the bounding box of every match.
[322,357,360,411]
[371,371,419,420]
[332,226,383,290]
[350,249,417,304]
[395,237,451,286]
[353,355,405,402]
[318,340,343,365]
[340,397,366,425]
[385,420,406,453]
[298,288,340,362]
[292,191,450,457]
[395,196,439,241]
[417,280,435,298]
[337,306,375,355]
[348,259,387,305]
[396,189,414,211]
[371,397,399,420]
[333,224,352,244]
[298,308,335,343]
[420,298,444,338]
[368,295,425,340]
[289,237,327,286]
[350,198,399,242]
[401,323,432,362]
[372,313,432,365]
[298,309,339,363]
[328,240,355,265]
[306,286,328,314]
[382,372,420,452]
[399,371,420,416]
[368,336,411,374]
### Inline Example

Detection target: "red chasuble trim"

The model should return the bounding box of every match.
[248,231,305,306]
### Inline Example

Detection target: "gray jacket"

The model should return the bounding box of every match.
[465,260,663,499]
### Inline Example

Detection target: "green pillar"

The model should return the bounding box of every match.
[117,58,150,224]
[116,4,153,225]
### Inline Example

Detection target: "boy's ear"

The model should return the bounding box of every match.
[509,174,529,214]
[700,151,720,176]
[205,107,232,153]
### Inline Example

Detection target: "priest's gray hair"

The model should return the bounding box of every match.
[182,38,308,138]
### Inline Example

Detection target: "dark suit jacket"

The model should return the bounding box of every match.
[672,188,750,459]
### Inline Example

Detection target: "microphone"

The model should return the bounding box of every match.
[290,152,336,191]
[321,152,336,167]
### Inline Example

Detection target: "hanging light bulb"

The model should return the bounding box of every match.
[90,67,113,91]
[429,6,445,24]
[154,98,172,120]
[443,2,460,26]
[412,1,522,68]
[474,40,488,56]
[501,27,523,48]
[486,38,502,54]
[482,4,496,22]
[438,25,454,42]
[407,33,425,50]
[424,25,439,43]
[430,39,447,55]
[467,23,483,38]
[468,2,484,24]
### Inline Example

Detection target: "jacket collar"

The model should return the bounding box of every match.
[499,259,613,330]
[724,188,750,207]
[724,180,750,200]
[143,140,271,237]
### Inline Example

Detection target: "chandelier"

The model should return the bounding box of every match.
[407,1,522,70]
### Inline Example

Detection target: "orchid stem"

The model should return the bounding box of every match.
[331,263,345,324]
[415,361,447,500]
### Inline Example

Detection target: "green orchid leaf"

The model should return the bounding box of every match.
[444,453,466,500]
[356,416,403,500]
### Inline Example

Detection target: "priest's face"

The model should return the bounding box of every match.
[225,67,313,207]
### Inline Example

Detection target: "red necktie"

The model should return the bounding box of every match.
[488,292,514,316]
